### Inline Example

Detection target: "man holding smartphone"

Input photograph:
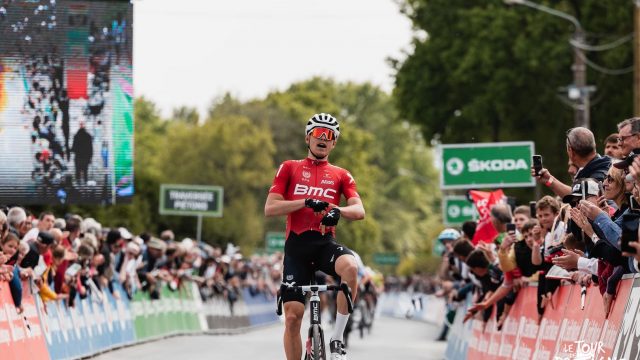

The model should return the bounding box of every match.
[531,127,610,197]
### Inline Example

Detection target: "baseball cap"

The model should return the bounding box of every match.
[147,237,167,252]
[562,179,601,204]
[613,148,640,169]
[37,231,54,245]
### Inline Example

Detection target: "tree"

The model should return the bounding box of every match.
[393,0,633,188]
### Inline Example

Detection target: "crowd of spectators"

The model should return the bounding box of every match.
[0,207,284,314]
[434,118,640,340]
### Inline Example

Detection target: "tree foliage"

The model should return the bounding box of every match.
[393,0,634,188]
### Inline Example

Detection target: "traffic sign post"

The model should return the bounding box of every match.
[159,184,224,243]
[265,232,286,254]
[443,196,478,226]
[373,252,400,266]
[438,142,535,189]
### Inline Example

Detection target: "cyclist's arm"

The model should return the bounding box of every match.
[264,193,305,217]
[336,197,365,220]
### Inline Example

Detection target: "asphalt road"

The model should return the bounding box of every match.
[94,315,447,360]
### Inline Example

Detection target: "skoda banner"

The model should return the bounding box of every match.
[438,142,535,189]
[443,196,477,226]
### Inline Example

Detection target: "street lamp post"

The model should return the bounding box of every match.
[504,0,593,129]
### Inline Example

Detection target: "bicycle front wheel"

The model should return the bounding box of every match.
[312,324,326,360]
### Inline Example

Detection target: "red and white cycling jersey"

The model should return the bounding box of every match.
[269,158,360,238]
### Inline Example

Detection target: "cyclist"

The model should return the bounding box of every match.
[265,113,365,360]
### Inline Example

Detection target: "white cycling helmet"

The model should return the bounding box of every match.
[437,228,461,243]
[305,113,340,139]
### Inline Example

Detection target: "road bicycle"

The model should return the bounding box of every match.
[277,276,354,360]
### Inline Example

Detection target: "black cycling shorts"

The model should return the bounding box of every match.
[281,230,354,304]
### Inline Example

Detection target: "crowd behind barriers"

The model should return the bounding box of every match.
[0,207,284,314]
[433,118,640,341]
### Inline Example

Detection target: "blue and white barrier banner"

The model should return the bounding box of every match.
[242,288,279,327]
[40,283,135,360]
[444,293,472,360]
[378,292,445,325]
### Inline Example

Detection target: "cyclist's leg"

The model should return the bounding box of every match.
[282,235,312,360]
[317,240,357,346]
[283,301,305,360]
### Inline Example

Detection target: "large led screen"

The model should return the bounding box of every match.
[0,0,133,204]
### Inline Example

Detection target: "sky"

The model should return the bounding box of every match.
[133,0,414,117]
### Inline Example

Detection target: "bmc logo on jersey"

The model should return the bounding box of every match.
[293,184,337,199]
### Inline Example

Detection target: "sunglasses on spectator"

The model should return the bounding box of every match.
[604,174,615,183]
[617,133,639,143]
[309,128,336,141]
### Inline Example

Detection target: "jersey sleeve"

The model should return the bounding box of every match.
[269,161,291,196]
[341,170,360,200]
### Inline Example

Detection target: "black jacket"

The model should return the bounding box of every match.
[574,154,611,184]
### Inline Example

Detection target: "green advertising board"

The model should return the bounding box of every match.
[266,232,286,254]
[373,252,400,266]
[159,184,223,217]
[443,196,478,226]
[439,142,535,189]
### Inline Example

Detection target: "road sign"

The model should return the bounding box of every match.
[266,232,286,254]
[443,196,478,226]
[159,184,223,217]
[373,253,400,266]
[439,142,535,189]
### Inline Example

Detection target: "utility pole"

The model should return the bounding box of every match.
[504,0,593,129]
[573,29,589,128]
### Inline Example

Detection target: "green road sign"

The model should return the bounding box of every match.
[439,142,535,189]
[159,184,223,217]
[373,253,400,266]
[443,196,478,226]
[266,232,286,254]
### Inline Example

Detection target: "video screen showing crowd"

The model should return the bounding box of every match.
[0,0,133,204]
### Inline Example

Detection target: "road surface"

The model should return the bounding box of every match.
[95,316,447,360]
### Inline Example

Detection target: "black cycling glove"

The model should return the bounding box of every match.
[321,208,341,227]
[305,198,329,212]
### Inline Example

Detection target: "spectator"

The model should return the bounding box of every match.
[7,207,29,238]
[512,205,531,235]
[604,133,623,160]
[23,211,55,243]
[617,117,640,157]
[533,127,611,197]
[137,237,167,299]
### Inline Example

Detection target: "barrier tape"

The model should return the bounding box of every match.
[0,279,280,359]
[445,275,640,360]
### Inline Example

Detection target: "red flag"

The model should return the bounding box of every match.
[470,189,506,245]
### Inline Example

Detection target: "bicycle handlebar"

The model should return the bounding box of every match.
[276,283,354,316]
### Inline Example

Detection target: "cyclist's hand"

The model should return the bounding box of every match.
[320,208,341,235]
[305,198,329,214]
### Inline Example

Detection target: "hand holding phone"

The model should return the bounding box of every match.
[506,223,516,235]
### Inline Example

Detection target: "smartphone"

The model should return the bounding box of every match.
[529,201,537,219]
[506,223,516,235]
[621,227,638,254]
[65,263,81,277]
[631,195,640,211]
[532,155,543,176]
